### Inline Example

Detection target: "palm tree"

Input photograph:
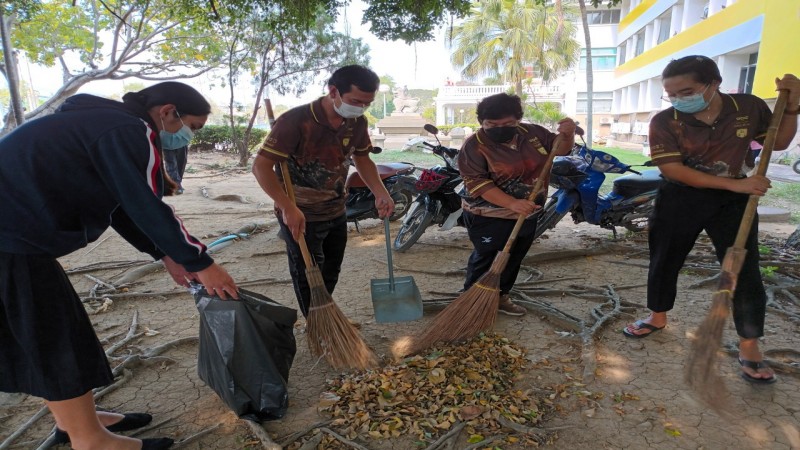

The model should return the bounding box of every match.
[449,0,581,96]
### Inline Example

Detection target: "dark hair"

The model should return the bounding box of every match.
[122,81,211,116]
[328,65,380,94]
[662,55,722,85]
[476,93,523,123]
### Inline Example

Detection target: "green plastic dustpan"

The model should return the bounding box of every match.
[370,218,423,323]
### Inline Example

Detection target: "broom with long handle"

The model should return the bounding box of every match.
[404,133,566,355]
[685,88,789,411]
[279,162,377,370]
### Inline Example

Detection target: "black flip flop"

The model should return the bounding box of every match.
[622,320,665,339]
[738,358,778,384]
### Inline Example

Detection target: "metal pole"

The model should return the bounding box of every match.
[382,92,386,118]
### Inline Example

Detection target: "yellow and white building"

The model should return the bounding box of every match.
[611,0,800,145]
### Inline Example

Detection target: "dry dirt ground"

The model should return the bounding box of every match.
[1,151,799,450]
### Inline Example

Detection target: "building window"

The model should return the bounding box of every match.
[738,52,758,94]
[576,92,614,113]
[618,42,627,65]
[579,48,617,71]
[634,31,645,57]
[585,9,621,25]
[657,10,671,45]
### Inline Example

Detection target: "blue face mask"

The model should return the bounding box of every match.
[669,85,714,114]
[160,113,194,150]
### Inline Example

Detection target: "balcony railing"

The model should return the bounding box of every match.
[438,85,564,98]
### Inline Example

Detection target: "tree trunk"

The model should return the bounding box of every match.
[0,11,24,128]
[578,0,593,145]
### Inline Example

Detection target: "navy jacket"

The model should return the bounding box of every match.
[0,94,212,272]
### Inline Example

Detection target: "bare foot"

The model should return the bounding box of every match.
[623,312,667,337]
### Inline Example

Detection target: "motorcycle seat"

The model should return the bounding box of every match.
[613,169,663,193]
[347,162,415,188]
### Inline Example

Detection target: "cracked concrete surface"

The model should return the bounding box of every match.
[1,152,798,450]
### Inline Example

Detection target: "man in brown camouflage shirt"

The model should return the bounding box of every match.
[252,65,394,317]
[458,93,576,316]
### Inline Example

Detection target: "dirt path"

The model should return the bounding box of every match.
[1,152,798,450]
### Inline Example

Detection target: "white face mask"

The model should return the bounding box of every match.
[333,92,367,118]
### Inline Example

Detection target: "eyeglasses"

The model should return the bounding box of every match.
[661,84,710,102]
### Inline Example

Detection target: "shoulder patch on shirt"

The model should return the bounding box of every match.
[736,128,747,138]
[528,137,547,155]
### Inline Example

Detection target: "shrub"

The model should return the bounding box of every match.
[190,125,268,153]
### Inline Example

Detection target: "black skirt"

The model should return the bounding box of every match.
[0,252,113,401]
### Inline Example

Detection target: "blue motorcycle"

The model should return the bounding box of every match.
[533,144,664,240]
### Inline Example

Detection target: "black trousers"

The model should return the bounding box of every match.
[463,212,539,295]
[648,183,767,338]
[163,145,188,186]
[278,214,348,317]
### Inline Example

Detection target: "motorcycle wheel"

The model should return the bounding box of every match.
[532,198,569,240]
[793,159,800,175]
[393,206,434,252]
[389,190,414,222]
[622,199,655,232]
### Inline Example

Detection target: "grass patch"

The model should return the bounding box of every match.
[371,149,443,168]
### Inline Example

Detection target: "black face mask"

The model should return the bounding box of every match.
[484,126,517,143]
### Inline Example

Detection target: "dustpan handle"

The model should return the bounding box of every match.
[384,218,395,291]
[280,162,316,269]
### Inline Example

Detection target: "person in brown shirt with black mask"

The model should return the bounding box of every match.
[458,93,576,316]
[622,55,800,385]
[252,65,394,317]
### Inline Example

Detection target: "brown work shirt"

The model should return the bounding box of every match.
[649,93,772,178]
[458,123,557,219]
[257,97,372,221]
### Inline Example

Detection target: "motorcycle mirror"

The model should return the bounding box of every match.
[643,160,654,166]
[424,124,439,135]
[575,126,585,137]
[371,146,383,154]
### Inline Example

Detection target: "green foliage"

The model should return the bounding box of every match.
[361,0,471,43]
[450,0,581,94]
[525,101,564,131]
[191,125,267,153]
[437,123,480,135]
[758,244,772,256]
[760,265,778,279]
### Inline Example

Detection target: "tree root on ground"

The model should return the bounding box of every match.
[172,423,222,449]
[277,420,333,448]
[372,259,465,276]
[422,422,464,450]
[241,420,281,450]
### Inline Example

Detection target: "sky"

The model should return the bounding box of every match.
[16,1,462,110]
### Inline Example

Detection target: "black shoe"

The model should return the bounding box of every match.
[53,413,153,444]
[142,437,174,449]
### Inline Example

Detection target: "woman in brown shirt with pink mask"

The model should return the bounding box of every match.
[458,93,576,316]
[622,55,800,385]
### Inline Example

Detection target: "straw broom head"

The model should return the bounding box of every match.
[303,253,378,371]
[684,290,732,412]
[400,251,509,356]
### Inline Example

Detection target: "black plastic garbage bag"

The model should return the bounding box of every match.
[193,285,297,421]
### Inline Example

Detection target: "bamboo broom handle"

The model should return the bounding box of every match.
[279,161,316,269]
[501,138,563,253]
[732,89,789,250]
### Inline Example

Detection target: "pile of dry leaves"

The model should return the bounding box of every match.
[309,333,555,448]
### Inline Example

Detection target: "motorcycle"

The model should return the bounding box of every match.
[532,139,664,240]
[393,125,464,252]
[345,146,417,230]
